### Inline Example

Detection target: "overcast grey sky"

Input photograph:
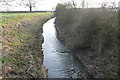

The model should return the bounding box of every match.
[0,0,119,11]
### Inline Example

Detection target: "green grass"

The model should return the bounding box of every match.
[0,57,9,62]
[0,12,52,25]
[1,12,51,18]
[2,12,53,77]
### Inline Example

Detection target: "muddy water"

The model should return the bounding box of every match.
[42,18,88,78]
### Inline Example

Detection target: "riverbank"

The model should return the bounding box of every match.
[54,4,118,78]
[1,13,52,78]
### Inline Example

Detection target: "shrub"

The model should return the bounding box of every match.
[55,3,118,53]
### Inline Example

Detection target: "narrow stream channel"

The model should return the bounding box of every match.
[42,18,88,78]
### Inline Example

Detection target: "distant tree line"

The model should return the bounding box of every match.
[0,11,53,13]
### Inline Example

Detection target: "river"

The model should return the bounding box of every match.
[42,18,89,78]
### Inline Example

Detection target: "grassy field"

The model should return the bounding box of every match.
[0,12,52,25]
[1,12,53,78]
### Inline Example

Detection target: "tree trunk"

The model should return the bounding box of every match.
[30,6,32,12]
[30,2,32,12]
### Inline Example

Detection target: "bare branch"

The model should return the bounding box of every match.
[17,0,39,12]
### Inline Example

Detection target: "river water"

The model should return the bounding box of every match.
[42,18,88,78]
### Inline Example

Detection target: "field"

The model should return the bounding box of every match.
[0,12,52,25]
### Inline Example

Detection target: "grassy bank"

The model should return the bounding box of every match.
[1,12,52,78]
[0,13,51,25]
[55,4,118,78]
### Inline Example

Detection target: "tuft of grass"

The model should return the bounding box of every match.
[0,57,9,62]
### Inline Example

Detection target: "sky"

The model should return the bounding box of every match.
[0,0,119,11]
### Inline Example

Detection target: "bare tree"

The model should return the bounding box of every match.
[101,0,108,8]
[110,2,118,11]
[0,0,13,6]
[71,0,77,8]
[81,0,85,8]
[19,0,38,12]
[0,0,15,11]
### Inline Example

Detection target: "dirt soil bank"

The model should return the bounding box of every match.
[1,13,52,78]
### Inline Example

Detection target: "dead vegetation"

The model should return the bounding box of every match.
[1,13,52,78]
[55,3,118,78]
